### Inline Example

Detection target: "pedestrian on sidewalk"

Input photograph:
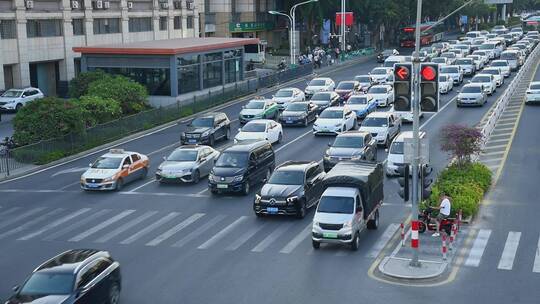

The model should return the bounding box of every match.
[431,193,452,237]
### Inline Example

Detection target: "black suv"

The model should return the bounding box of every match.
[208,140,275,195]
[254,161,326,218]
[6,249,121,304]
[181,112,231,146]
[323,131,377,171]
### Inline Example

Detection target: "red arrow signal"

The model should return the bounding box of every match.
[395,66,410,81]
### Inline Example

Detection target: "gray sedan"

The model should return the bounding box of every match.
[156,145,220,183]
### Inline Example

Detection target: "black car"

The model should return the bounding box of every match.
[323,131,377,171]
[181,112,231,146]
[309,91,340,112]
[254,161,325,218]
[6,249,121,304]
[208,140,275,195]
[278,102,318,126]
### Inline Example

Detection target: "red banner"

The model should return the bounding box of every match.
[335,12,354,26]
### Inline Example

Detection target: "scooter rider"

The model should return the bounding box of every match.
[431,193,451,237]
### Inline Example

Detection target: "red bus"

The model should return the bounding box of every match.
[399,22,445,48]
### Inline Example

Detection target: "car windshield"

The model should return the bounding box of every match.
[362,117,387,127]
[450,50,461,55]
[492,61,507,67]
[275,90,294,97]
[242,123,266,132]
[441,53,455,58]
[311,93,331,101]
[382,50,394,56]
[455,59,472,65]
[432,58,446,63]
[317,196,354,214]
[371,69,387,75]
[483,69,499,75]
[309,79,326,86]
[474,51,487,56]
[333,136,364,148]
[20,273,73,295]
[268,170,304,185]
[530,84,540,90]
[286,103,308,111]
[384,61,398,68]
[337,82,354,90]
[91,157,122,169]
[190,117,213,127]
[1,90,23,98]
[245,101,265,109]
[368,87,387,94]
[215,152,248,168]
[468,56,480,60]
[389,141,404,154]
[462,86,482,93]
[439,75,448,81]
[167,150,198,161]
[455,45,468,49]
[472,76,490,82]
[319,110,343,119]
[479,44,495,50]
[355,76,370,83]
[348,97,368,105]
[501,53,517,60]
[441,67,459,73]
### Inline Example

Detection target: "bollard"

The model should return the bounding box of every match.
[411,221,419,249]
[458,209,463,231]
[449,224,455,251]
[442,234,447,261]
[401,223,405,246]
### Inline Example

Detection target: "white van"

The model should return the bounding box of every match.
[385,131,426,176]
[383,56,406,68]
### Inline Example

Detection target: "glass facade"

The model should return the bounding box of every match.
[94,67,171,96]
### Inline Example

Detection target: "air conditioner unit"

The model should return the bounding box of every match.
[187,1,194,10]
[173,1,181,9]
[160,2,169,9]
[71,1,79,9]
[103,1,110,9]
[93,0,103,9]
[25,0,34,9]
[127,1,133,9]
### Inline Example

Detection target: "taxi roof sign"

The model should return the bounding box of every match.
[109,149,125,154]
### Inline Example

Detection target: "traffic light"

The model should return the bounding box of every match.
[419,63,439,112]
[393,63,413,112]
[397,165,410,202]
[420,164,433,201]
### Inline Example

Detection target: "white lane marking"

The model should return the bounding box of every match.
[119,191,209,198]
[465,229,492,267]
[0,207,21,218]
[44,209,111,241]
[57,181,81,191]
[51,167,88,177]
[533,235,540,273]
[146,213,205,246]
[482,151,506,156]
[148,142,180,156]
[225,223,267,251]
[366,223,400,258]
[95,211,158,243]
[483,144,508,150]
[172,214,227,248]
[18,208,92,241]
[68,210,136,242]
[127,178,157,193]
[198,216,248,249]
[119,212,180,244]
[251,223,293,252]
[486,138,510,144]
[196,187,209,195]
[0,208,64,239]
[0,207,46,230]
[497,231,521,270]
[279,223,313,254]
[275,130,312,152]
[419,96,457,130]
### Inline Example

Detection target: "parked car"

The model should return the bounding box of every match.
[346,94,377,119]
[313,106,357,136]
[353,75,373,92]
[359,112,401,147]
[181,112,231,146]
[457,84,488,107]
[482,67,504,87]
[272,87,305,110]
[254,161,325,218]
[209,140,275,195]
[439,74,454,94]
[526,81,540,105]
[454,58,476,76]
[369,67,393,84]
[490,60,511,77]
[239,98,279,124]
[335,81,361,101]
[323,131,377,171]
[305,77,335,99]
[309,91,340,112]
[470,74,497,95]
[156,145,220,183]
[279,101,318,126]
[235,119,283,144]
[368,84,394,107]
[440,65,464,84]
[0,87,44,111]
[440,52,457,65]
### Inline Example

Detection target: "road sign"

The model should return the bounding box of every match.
[403,137,429,164]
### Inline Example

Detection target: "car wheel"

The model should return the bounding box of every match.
[303,117,308,127]
[209,135,215,146]
[192,169,200,184]
[277,132,282,144]
[367,210,379,230]
[371,152,377,162]
[296,201,306,219]
[242,180,250,196]
[115,178,124,191]
[312,240,321,249]
[350,233,360,251]
[385,136,390,148]
[353,119,358,130]
[108,283,120,304]
[15,103,22,112]
[225,128,231,140]
[140,167,148,180]
[255,212,264,218]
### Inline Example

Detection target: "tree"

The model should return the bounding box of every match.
[440,124,484,166]
[68,70,111,98]
[77,95,122,127]
[87,75,149,115]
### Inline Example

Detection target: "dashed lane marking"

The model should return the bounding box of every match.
[533,235,540,273]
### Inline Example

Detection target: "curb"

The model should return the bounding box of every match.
[0,55,375,183]
[378,256,448,280]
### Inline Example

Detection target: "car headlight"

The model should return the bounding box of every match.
[255,194,261,204]
[313,221,320,227]
[233,175,243,182]
[7,100,16,104]
[286,196,298,203]
[156,168,162,173]
[102,176,115,183]
[343,220,353,228]
[334,123,342,127]
[298,113,307,118]
[254,113,263,118]
[351,154,362,161]
[202,130,210,137]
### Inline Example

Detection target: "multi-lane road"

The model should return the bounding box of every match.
[0,51,538,303]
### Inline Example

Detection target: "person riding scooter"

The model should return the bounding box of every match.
[430,193,452,237]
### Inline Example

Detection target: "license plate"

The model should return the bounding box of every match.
[188,139,196,143]
[323,232,338,239]
[267,207,278,213]
[285,120,293,124]
[86,184,99,188]
[217,184,228,189]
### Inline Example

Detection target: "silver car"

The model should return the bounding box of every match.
[457,84,487,107]
[156,145,220,183]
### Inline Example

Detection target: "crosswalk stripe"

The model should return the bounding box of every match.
[198,216,248,249]
[366,223,400,258]
[69,210,136,242]
[497,231,521,270]
[95,211,158,243]
[0,207,21,218]
[225,223,267,251]
[119,212,180,244]
[251,223,293,253]
[18,208,92,241]
[279,223,312,254]
[0,207,46,230]
[172,214,226,248]
[44,209,111,241]
[533,235,540,273]
[465,229,491,267]
[0,208,64,240]
[146,213,205,246]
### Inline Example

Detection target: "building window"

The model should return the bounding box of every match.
[177,55,200,94]
[27,20,63,38]
[93,18,121,34]
[129,17,153,33]
[187,16,194,29]
[173,16,181,30]
[224,49,242,84]
[95,67,171,96]
[0,20,16,39]
[72,19,85,36]
[159,17,167,31]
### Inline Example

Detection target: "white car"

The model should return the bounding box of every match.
[386,131,425,176]
[439,75,454,94]
[234,119,283,144]
[272,87,305,110]
[369,67,392,84]
[526,81,540,104]
[440,52,457,65]
[368,84,394,107]
[482,67,504,87]
[490,60,511,77]
[470,74,497,95]
[354,75,373,92]
[0,87,44,111]
[359,112,401,147]
[467,55,485,70]
[472,50,490,65]
[454,58,476,76]
[440,65,464,84]
[313,106,357,135]
[432,57,450,66]
[457,84,487,107]
[305,77,335,99]
[449,49,465,59]
[477,43,497,59]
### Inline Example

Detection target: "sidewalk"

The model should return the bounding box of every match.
[0,113,15,139]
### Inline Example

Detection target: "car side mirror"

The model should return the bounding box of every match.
[163,156,167,161]
[385,148,389,153]
[122,164,129,169]
[238,128,241,132]
[242,105,245,109]
[12,285,19,292]
[356,206,363,213]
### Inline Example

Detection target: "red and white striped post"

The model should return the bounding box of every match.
[442,234,448,260]
[401,223,405,246]
[411,220,419,249]
[449,224,455,251]
[457,209,463,231]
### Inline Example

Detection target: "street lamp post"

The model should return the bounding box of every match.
[268,11,294,65]
[290,0,319,64]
